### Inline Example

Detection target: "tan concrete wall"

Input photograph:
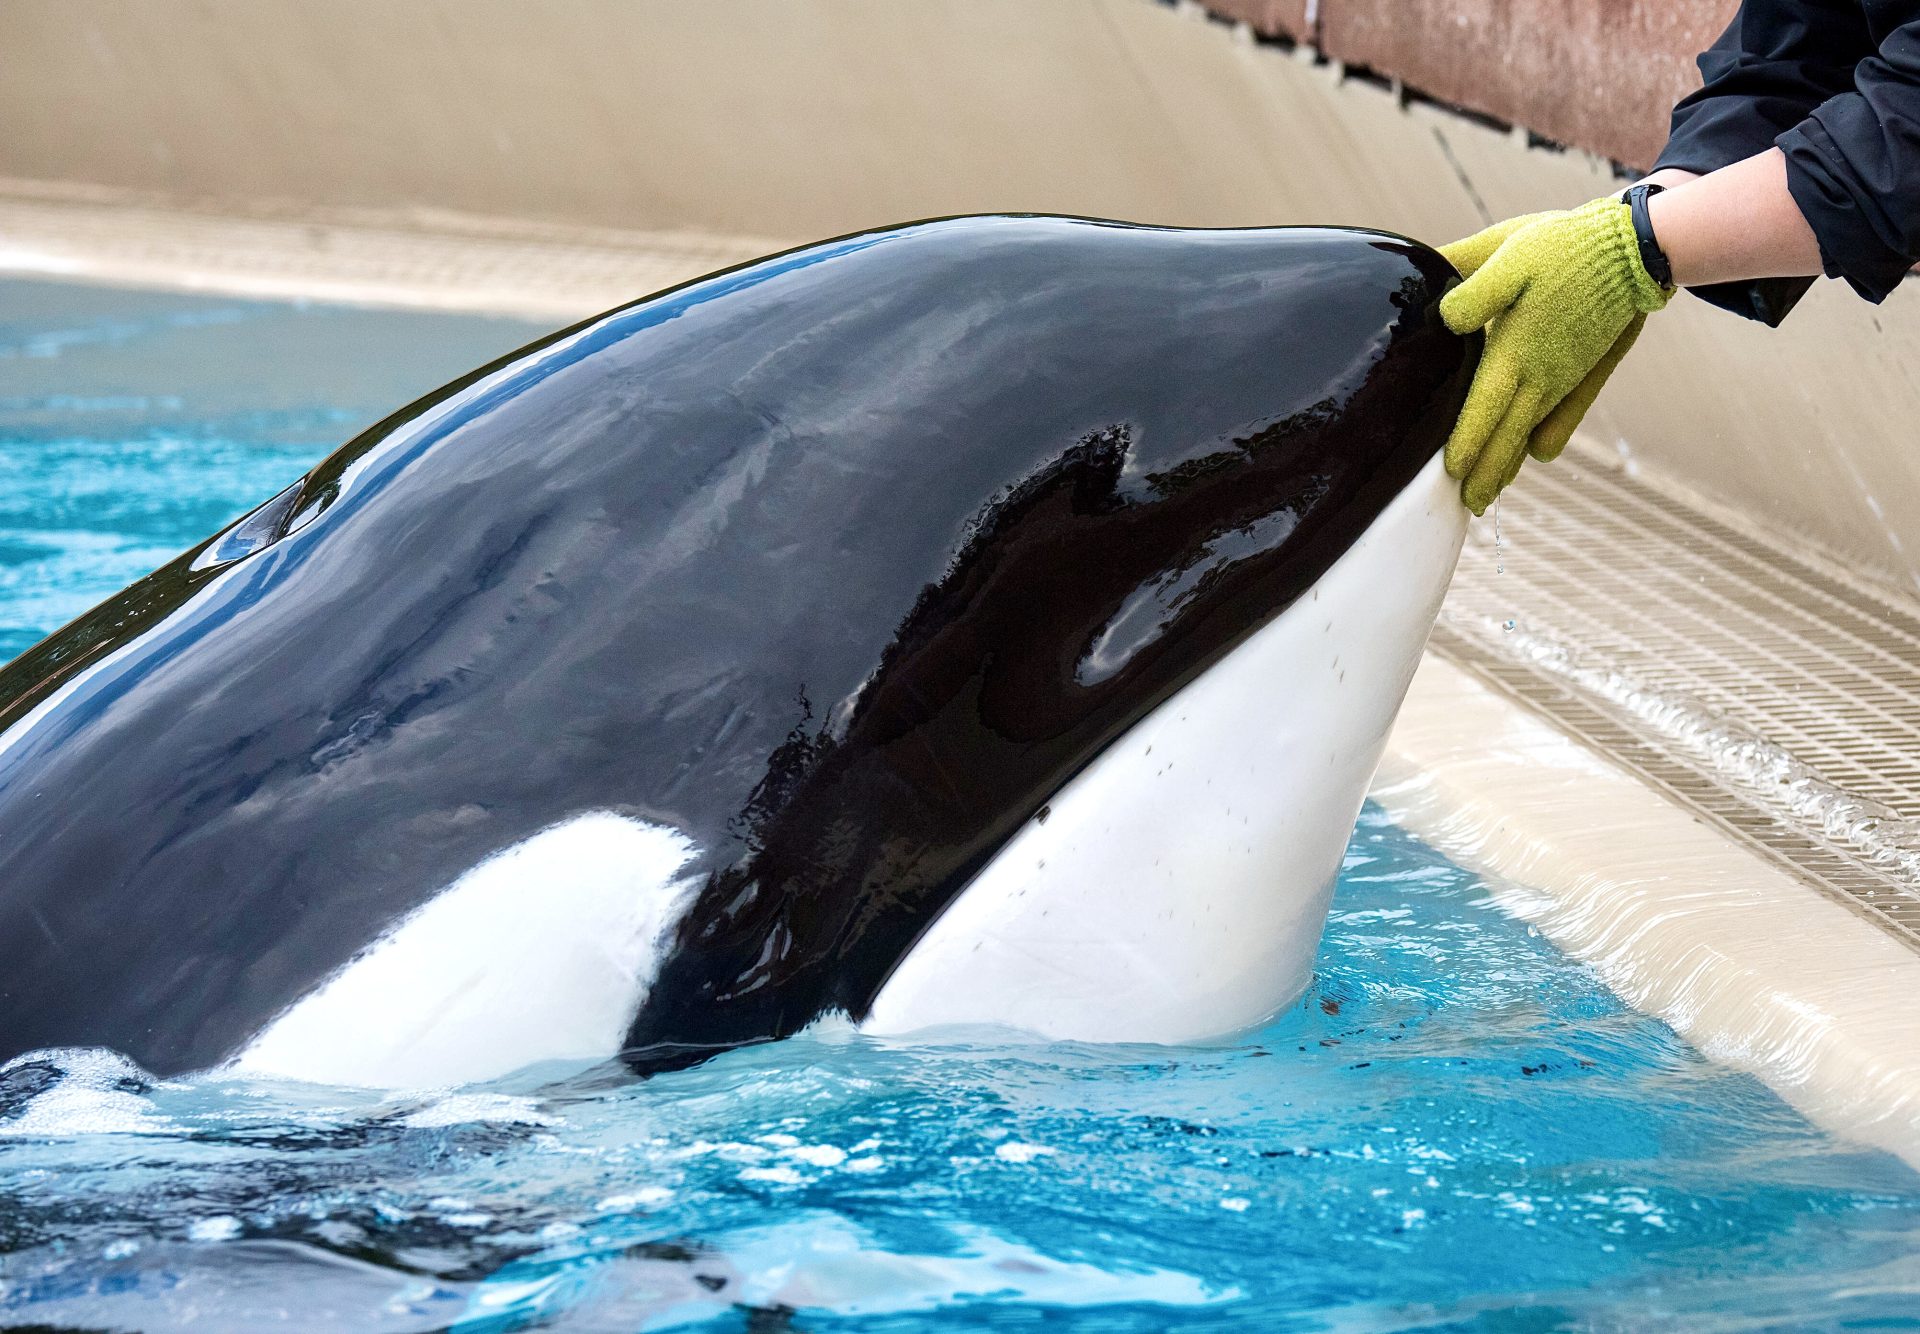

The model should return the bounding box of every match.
[2,0,1917,593]
[0,0,1361,239]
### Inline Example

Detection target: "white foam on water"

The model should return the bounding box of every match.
[737,1218,1237,1315]
[0,1048,171,1138]
[993,1141,1054,1164]
[186,1216,241,1242]
[395,1092,560,1129]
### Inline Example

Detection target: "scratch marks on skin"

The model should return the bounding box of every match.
[27,905,65,956]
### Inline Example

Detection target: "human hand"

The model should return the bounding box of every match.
[1440,210,1558,280]
[1437,198,1669,514]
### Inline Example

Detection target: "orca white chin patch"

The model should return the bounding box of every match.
[229,813,699,1090]
[864,453,1467,1046]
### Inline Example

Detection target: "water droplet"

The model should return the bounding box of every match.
[1503,619,1516,633]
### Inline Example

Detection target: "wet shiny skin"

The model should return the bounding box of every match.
[2,284,1916,1329]
[0,219,1473,1076]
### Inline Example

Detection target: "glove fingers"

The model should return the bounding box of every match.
[1462,384,1545,516]
[1438,229,1503,279]
[1442,350,1521,482]
[1438,212,1554,279]
[1438,248,1530,336]
[1528,311,1648,462]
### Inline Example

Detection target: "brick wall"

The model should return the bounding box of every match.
[1203,0,1311,43]
[1203,0,1737,170]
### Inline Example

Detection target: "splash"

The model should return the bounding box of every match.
[1458,614,1920,894]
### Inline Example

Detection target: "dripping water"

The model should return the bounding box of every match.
[1494,496,1515,632]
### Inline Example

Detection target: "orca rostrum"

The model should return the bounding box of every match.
[0,216,1477,1087]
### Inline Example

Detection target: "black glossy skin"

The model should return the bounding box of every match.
[0,217,1476,1077]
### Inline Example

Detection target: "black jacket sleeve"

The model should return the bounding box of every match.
[1658,1,1869,175]
[1777,22,1920,302]
[1656,0,1920,320]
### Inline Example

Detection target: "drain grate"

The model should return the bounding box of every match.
[1433,445,1920,953]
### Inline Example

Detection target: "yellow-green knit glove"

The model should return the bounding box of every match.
[1440,210,1558,279]
[1437,198,1670,515]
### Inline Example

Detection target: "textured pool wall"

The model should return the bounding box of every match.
[2,0,1917,591]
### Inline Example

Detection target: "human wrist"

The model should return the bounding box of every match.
[1580,198,1669,314]
[1640,149,1822,288]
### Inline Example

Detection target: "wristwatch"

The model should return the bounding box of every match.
[1620,183,1674,288]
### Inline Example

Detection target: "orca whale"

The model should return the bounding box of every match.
[0,216,1476,1087]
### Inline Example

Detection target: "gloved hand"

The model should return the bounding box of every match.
[1438,198,1670,514]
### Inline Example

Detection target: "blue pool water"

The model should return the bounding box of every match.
[3,279,1920,1331]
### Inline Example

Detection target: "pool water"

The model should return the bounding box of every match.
[3,278,1920,1331]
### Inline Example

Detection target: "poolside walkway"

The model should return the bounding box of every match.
[0,177,779,322]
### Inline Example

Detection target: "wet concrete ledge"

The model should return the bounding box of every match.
[1376,652,1920,1173]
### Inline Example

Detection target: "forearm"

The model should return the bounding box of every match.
[1643,148,1823,287]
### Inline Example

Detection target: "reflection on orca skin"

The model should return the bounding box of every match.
[0,217,1475,1082]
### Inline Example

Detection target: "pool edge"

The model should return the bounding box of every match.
[1374,652,1920,1172]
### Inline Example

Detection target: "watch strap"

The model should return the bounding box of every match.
[1621,183,1674,289]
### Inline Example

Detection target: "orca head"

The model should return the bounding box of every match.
[621,219,1479,1071]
